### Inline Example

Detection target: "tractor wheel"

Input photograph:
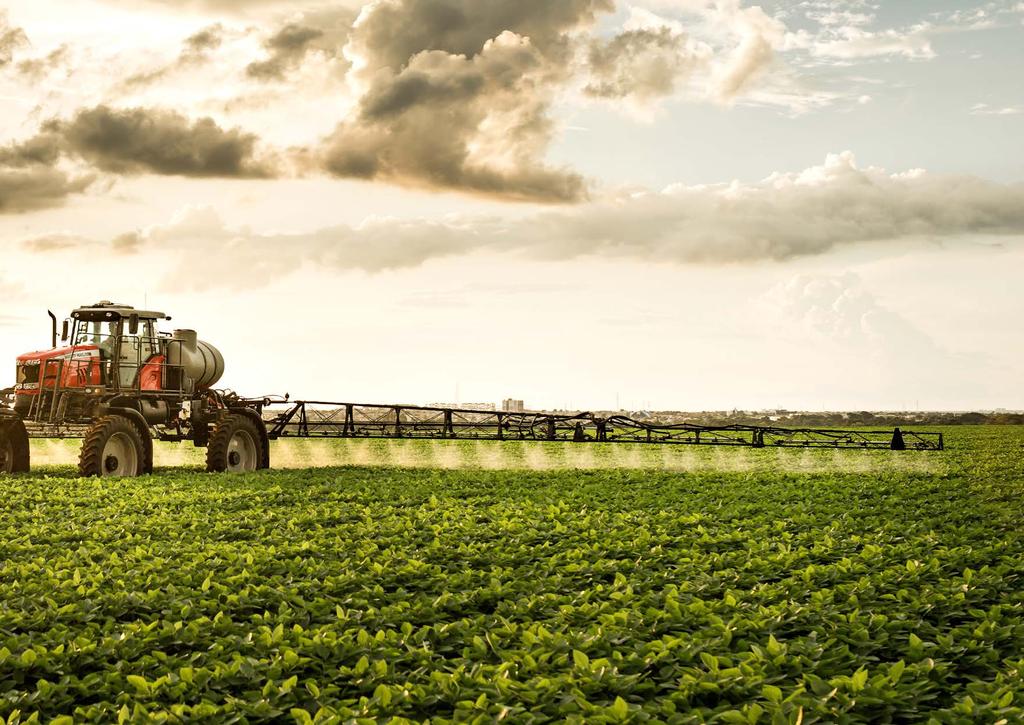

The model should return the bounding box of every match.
[78,416,146,478]
[206,413,266,473]
[0,419,30,474]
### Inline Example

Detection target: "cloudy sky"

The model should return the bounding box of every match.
[0,0,1021,411]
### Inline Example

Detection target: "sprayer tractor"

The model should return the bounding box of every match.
[0,301,943,477]
[0,301,268,476]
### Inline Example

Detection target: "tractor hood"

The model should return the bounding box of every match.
[15,345,102,394]
[17,345,97,364]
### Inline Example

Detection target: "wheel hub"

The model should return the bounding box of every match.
[100,431,139,477]
[226,429,257,472]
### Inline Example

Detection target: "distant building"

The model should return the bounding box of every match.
[502,399,525,412]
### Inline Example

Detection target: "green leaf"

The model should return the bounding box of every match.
[573,650,590,669]
[19,650,36,666]
[290,708,313,725]
[762,685,782,703]
[610,696,629,719]
[700,652,719,671]
[374,684,392,708]
[179,666,194,684]
[889,660,906,684]
[851,668,868,691]
[126,675,150,695]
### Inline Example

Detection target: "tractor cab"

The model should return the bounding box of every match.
[13,301,172,416]
[69,302,170,389]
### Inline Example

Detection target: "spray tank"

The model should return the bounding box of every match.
[166,329,225,391]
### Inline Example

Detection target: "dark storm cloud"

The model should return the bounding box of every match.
[247,24,323,79]
[0,134,63,167]
[43,105,274,178]
[351,0,613,69]
[246,7,355,81]
[122,24,225,88]
[184,24,225,54]
[0,132,91,213]
[15,45,71,81]
[0,105,274,211]
[0,12,28,65]
[0,168,93,214]
[102,0,324,12]
[320,0,614,202]
[585,28,698,101]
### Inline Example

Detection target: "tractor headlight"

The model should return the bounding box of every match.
[16,364,38,385]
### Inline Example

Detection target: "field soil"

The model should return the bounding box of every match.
[1,426,1022,722]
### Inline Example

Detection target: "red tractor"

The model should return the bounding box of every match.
[0,301,269,477]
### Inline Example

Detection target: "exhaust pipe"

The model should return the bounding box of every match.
[47,310,57,349]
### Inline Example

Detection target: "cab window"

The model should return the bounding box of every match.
[75,321,120,357]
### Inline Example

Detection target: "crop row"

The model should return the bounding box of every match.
[0,427,1022,722]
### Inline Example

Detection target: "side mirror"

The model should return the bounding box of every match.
[61,320,69,342]
[128,314,140,335]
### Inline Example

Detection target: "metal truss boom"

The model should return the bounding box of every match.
[263,401,944,451]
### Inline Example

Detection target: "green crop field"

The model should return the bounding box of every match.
[1,427,1022,723]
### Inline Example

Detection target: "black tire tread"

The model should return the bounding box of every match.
[78,416,145,478]
[130,416,155,475]
[0,418,30,473]
[206,413,266,473]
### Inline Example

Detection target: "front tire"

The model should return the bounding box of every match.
[79,416,146,478]
[206,413,267,473]
[0,418,30,474]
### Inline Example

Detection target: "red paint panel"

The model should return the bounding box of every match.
[138,355,165,391]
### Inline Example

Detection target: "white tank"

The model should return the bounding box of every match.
[167,329,225,391]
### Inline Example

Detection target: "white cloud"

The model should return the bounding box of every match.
[710,0,787,99]
[970,102,1024,116]
[763,271,959,405]
[768,272,937,354]
[21,152,1024,288]
[809,23,935,60]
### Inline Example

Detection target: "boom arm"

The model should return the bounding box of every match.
[263,401,943,451]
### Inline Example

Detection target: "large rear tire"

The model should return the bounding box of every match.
[206,413,267,473]
[0,418,30,474]
[78,416,146,478]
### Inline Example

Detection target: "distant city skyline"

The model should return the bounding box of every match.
[1,0,1021,410]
